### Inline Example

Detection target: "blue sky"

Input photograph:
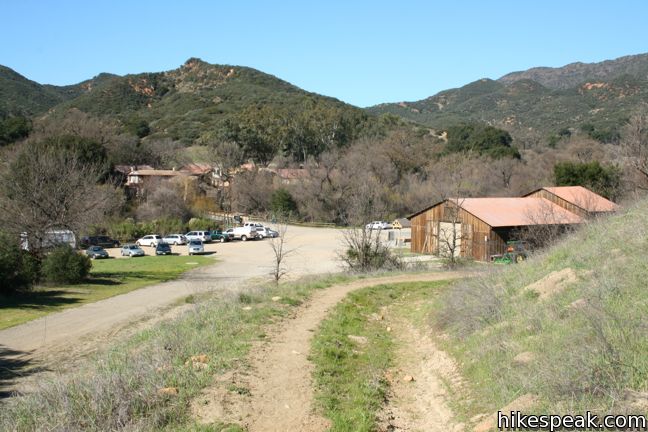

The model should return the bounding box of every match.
[1,1,647,107]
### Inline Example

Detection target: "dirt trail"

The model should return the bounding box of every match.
[193,271,468,432]
[379,309,464,432]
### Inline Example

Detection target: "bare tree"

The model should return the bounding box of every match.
[208,140,245,183]
[136,181,191,221]
[205,141,245,222]
[268,223,294,284]
[621,107,648,190]
[231,169,274,216]
[433,198,469,268]
[0,147,123,257]
[30,109,120,149]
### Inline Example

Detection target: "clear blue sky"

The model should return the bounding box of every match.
[1,0,647,107]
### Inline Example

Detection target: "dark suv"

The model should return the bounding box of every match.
[210,229,233,243]
[81,235,120,249]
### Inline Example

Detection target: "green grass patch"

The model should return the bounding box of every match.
[0,256,214,330]
[311,280,449,431]
[0,273,354,431]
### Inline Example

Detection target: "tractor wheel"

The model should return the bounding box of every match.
[515,254,526,263]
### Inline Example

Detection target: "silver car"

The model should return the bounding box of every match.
[256,227,278,238]
[163,234,186,245]
[188,240,204,256]
[121,244,145,257]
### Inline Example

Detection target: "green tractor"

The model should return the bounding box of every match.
[492,240,530,264]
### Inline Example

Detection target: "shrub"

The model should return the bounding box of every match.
[151,217,186,235]
[42,246,92,284]
[270,188,298,219]
[340,228,402,272]
[0,234,40,293]
[187,217,214,231]
[107,219,145,242]
[445,123,521,159]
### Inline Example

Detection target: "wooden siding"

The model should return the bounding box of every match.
[410,201,510,261]
[526,189,589,218]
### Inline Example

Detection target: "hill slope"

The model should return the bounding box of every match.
[40,58,384,147]
[435,198,648,424]
[369,53,648,142]
[0,65,116,118]
[0,58,397,159]
[499,52,648,89]
[0,65,70,117]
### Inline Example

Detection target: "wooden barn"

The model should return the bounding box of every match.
[408,197,584,261]
[524,186,619,218]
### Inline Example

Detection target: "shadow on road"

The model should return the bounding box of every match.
[0,345,48,399]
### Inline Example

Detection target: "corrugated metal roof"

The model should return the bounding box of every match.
[456,197,583,227]
[542,186,618,212]
[129,170,187,177]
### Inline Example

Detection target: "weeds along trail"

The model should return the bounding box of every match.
[192,271,469,432]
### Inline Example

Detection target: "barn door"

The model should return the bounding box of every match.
[438,222,461,257]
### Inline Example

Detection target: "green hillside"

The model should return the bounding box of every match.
[0,65,68,117]
[368,53,648,143]
[48,58,386,150]
[0,65,118,118]
[435,199,648,424]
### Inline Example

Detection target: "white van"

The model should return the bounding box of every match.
[185,231,211,243]
[226,226,259,241]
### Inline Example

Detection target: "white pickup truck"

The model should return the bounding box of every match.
[225,226,259,241]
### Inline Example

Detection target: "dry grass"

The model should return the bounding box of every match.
[0,274,352,431]
[433,198,648,418]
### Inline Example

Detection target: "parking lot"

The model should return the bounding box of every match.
[0,224,412,396]
[104,226,411,276]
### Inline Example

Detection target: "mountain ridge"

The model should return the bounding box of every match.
[368,52,648,143]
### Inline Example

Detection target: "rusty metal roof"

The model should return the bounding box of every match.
[541,186,618,212]
[129,169,188,177]
[455,197,584,227]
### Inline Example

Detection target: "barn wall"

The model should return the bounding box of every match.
[527,190,588,218]
[410,201,510,261]
[410,205,443,254]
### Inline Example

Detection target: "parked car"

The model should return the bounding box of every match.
[136,234,162,247]
[188,239,204,255]
[162,234,186,245]
[256,227,278,238]
[121,244,145,257]
[155,242,172,255]
[226,226,259,241]
[210,229,233,243]
[80,235,120,249]
[85,245,109,259]
[185,231,211,243]
[243,222,264,229]
[365,221,392,230]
